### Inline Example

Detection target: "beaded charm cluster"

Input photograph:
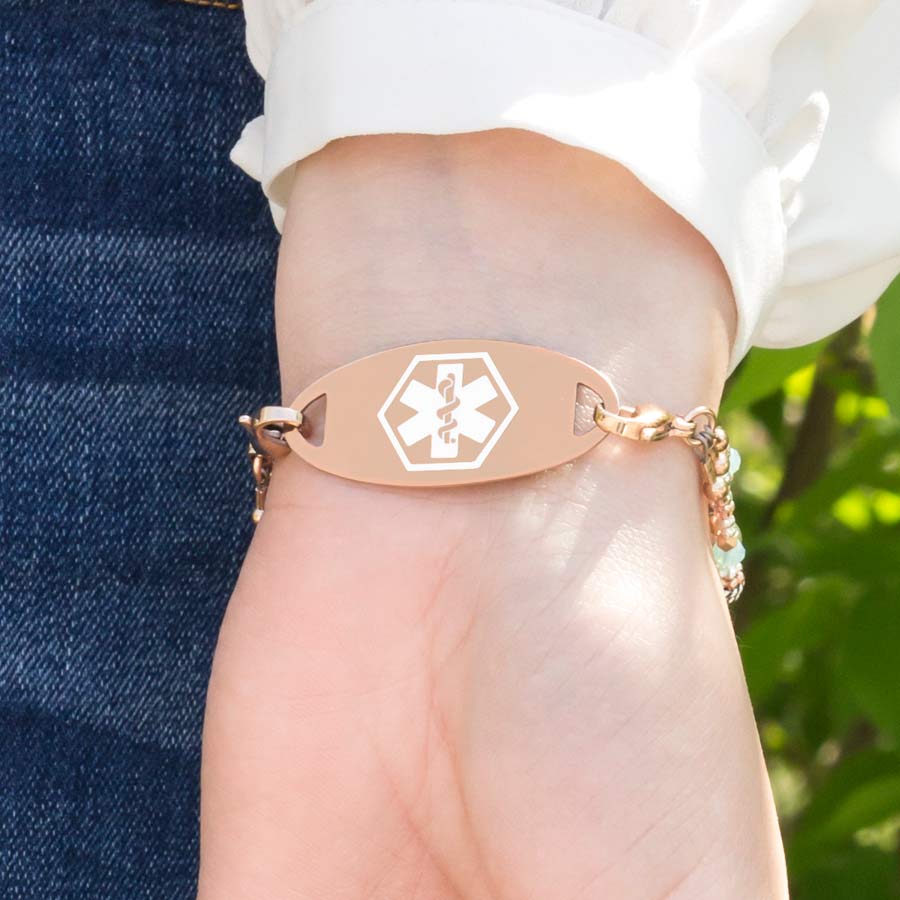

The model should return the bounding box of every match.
[703,436,745,604]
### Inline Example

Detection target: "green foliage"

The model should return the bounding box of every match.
[870,278,900,417]
[723,340,828,413]
[725,276,900,897]
[844,591,900,745]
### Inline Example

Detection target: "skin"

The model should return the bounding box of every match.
[198,129,789,899]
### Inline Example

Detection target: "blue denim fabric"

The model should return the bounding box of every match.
[0,2,279,896]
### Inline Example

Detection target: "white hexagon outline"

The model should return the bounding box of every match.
[377,351,519,472]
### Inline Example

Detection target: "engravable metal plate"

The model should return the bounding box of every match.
[283,339,619,487]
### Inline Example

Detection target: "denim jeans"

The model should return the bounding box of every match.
[0,2,279,896]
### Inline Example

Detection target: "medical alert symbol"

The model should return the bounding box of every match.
[377,352,519,471]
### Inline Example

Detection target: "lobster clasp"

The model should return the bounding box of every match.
[594,402,674,442]
[246,448,273,524]
[238,406,304,522]
[238,406,303,460]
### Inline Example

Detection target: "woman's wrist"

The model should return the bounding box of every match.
[273,129,735,415]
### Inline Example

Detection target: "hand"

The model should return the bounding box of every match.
[197,131,788,899]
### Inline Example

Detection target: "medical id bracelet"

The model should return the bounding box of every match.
[239,340,745,603]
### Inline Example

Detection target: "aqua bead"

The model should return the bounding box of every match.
[713,541,746,573]
[728,447,741,474]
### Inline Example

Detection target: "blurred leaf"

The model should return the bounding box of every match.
[842,589,900,743]
[740,581,852,705]
[784,363,818,401]
[803,529,900,584]
[857,815,900,852]
[724,341,827,412]
[781,429,900,523]
[792,846,900,900]
[789,750,900,874]
[749,391,788,448]
[769,755,812,819]
[833,488,874,530]
[870,277,900,417]
[874,491,900,525]
[864,396,893,420]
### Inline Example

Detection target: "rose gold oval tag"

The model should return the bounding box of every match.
[283,340,618,487]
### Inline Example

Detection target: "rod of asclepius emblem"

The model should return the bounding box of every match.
[396,361,500,461]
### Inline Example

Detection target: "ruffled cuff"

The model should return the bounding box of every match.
[232,0,786,370]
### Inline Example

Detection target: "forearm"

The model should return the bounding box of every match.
[200,130,786,899]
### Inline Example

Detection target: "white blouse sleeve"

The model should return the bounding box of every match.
[231,0,900,370]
